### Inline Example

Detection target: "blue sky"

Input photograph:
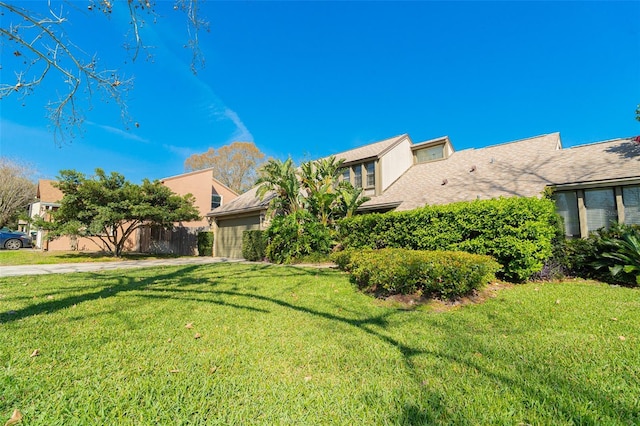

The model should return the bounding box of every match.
[1,1,639,184]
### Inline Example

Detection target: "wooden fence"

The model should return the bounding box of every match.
[138,226,208,256]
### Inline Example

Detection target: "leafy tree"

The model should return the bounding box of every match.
[0,157,36,228]
[46,168,200,256]
[184,141,266,193]
[0,1,206,142]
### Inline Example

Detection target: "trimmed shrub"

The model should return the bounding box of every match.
[337,196,557,282]
[331,248,500,299]
[330,248,355,271]
[197,231,213,256]
[265,210,332,264]
[242,230,266,261]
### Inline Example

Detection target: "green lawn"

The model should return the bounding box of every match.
[0,249,183,265]
[1,263,638,425]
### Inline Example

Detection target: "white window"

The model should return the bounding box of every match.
[584,188,617,232]
[354,165,362,188]
[415,145,444,163]
[365,161,375,188]
[211,194,222,209]
[555,192,580,237]
[623,186,640,225]
[341,168,350,183]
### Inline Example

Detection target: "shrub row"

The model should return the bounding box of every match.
[264,211,332,264]
[242,230,266,261]
[331,248,500,299]
[197,231,213,256]
[337,197,558,282]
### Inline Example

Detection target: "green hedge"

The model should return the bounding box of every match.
[337,197,557,282]
[197,231,213,256]
[265,211,332,264]
[242,230,266,261]
[331,248,500,299]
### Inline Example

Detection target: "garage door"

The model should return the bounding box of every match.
[215,215,261,258]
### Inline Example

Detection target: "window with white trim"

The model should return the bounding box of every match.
[354,165,362,188]
[365,161,375,188]
[415,145,444,163]
[341,168,350,184]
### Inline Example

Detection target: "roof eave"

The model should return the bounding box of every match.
[356,201,402,212]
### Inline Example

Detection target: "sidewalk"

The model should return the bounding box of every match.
[0,257,242,278]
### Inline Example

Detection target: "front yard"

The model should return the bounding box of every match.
[0,250,184,266]
[1,262,638,424]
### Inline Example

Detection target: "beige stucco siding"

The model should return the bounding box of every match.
[380,138,413,191]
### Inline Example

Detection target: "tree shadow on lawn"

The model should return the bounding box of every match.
[0,263,328,324]
[138,271,639,424]
[392,314,639,424]
[2,263,634,423]
[0,265,220,323]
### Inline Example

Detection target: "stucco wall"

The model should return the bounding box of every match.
[161,169,238,227]
[380,138,413,191]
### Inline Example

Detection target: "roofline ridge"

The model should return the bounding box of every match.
[468,132,561,151]
[565,136,637,149]
[328,133,409,158]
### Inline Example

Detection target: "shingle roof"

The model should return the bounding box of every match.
[210,132,640,218]
[208,134,412,217]
[327,134,410,164]
[207,185,273,218]
[362,133,640,211]
[36,179,64,203]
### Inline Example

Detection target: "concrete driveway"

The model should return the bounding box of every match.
[0,257,242,278]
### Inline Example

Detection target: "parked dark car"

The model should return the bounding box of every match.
[0,229,33,250]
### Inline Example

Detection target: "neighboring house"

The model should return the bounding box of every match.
[28,169,239,253]
[28,179,100,251]
[141,168,239,255]
[159,168,238,228]
[208,132,640,258]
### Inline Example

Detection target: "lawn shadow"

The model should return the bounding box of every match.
[392,310,640,424]
[157,264,637,424]
[3,262,634,423]
[0,265,204,323]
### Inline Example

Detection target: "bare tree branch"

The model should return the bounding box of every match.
[0,0,207,143]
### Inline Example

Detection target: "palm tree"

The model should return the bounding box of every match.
[300,156,346,226]
[256,158,303,215]
[336,181,370,219]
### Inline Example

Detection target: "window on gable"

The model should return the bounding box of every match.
[211,194,222,209]
[365,161,375,188]
[415,145,444,163]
